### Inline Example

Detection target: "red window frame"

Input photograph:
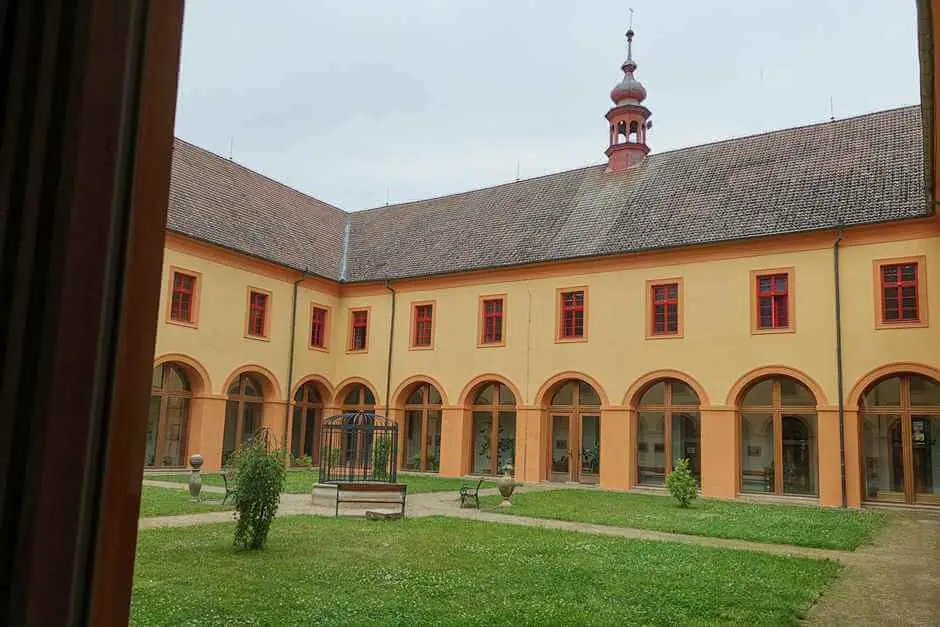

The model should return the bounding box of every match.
[413,304,433,347]
[756,273,789,329]
[248,290,268,337]
[481,298,503,344]
[310,306,327,348]
[881,263,919,323]
[651,283,679,335]
[350,310,368,351]
[559,290,585,339]
[170,271,195,323]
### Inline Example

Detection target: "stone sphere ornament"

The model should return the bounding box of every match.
[188,453,204,499]
[497,463,516,507]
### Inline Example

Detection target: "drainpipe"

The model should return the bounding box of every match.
[833,230,847,507]
[283,274,304,463]
[384,280,396,416]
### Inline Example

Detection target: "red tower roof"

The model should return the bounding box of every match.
[610,29,647,105]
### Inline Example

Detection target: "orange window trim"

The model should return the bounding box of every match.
[244,286,272,340]
[873,255,929,329]
[165,265,201,328]
[645,277,683,339]
[478,293,507,347]
[409,300,436,350]
[555,286,589,343]
[749,267,796,335]
[347,306,371,353]
[309,302,331,351]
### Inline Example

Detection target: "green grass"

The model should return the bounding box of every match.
[138,486,231,518]
[481,490,885,550]
[132,516,838,625]
[146,470,494,495]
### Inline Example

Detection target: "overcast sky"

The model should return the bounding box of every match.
[175,0,920,210]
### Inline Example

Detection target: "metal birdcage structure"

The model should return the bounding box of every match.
[318,411,398,483]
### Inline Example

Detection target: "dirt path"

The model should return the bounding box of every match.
[804,507,940,626]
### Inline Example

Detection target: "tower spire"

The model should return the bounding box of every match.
[604,22,652,172]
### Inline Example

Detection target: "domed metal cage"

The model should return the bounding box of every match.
[318,411,399,483]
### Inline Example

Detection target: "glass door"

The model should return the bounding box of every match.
[913,416,939,504]
[580,415,601,484]
[550,414,573,482]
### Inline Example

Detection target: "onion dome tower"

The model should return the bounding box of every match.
[605,28,652,172]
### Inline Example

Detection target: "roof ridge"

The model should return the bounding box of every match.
[173,136,349,215]
[353,104,920,216]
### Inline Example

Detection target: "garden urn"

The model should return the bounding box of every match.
[497,463,516,507]
[188,453,204,499]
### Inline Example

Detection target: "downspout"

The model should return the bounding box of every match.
[384,279,396,416]
[283,274,304,463]
[833,230,847,507]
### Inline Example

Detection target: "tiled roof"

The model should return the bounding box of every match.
[167,139,347,279]
[168,106,928,282]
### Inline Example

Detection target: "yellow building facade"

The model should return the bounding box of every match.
[149,40,940,509]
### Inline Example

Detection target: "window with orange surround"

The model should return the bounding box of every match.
[168,269,199,325]
[879,261,920,323]
[310,305,328,349]
[556,288,587,341]
[749,268,795,334]
[479,295,505,346]
[348,308,369,352]
[246,288,270,338]
[411,302,434,348]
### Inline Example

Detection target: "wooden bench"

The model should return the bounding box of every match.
[220,468,237,505]
[335,482,406,517]
[459,478,484,509]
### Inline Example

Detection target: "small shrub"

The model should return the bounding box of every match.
[229,439,286,549]
[666,458,697,508]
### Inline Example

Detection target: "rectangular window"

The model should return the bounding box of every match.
[559,289,585,339]
[247,290,269,337]
[756,273,789,329]
[651,282,679,335]
[412,303,434,347]
[881,262,919,323]
[310,306,327,348]
[349,309,369,351]
[170,271,196,323]
[481,297,504,345]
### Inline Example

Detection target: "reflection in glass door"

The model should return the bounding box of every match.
[913,416,938,504]
[580,415,600,484]
[550,415,572,481]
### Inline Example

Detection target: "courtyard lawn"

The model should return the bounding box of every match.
[138,486,231,518]
[131,517,839,626]
[146,469,495,495]
[480,490,885,550]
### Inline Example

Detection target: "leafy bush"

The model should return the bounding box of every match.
[666,458,698,508]
[229,439,286,549]
[372,437,390,480]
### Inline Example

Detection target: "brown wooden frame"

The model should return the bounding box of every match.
[860,374,940,504]
[546,380,602,483]
[244,286,273,340]
[635,379,700,485]
[468,382,517,475]
[308,302,331,351]
[739,377,817,496]
[225,373,265,454]
[291,382,323,464]
[408,300,436,350]
[402,383,443,473]
[346,306,371,353]
[477,294,507,347]
[165,266,202,328]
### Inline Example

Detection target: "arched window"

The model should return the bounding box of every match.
[223,372,265,464]
[403,383,443,472]
[861,374,940,505]
[636,379,700,486]
[147,363,192,467]
[291,382,323,465]
[616,120,627,144]
[628,120,639,143]
[739,376,817,496]
[341,383,376,413]
[470,382,516,475]
[548,380,602,484]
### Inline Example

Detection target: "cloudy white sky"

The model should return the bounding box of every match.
[175,0,920,210]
